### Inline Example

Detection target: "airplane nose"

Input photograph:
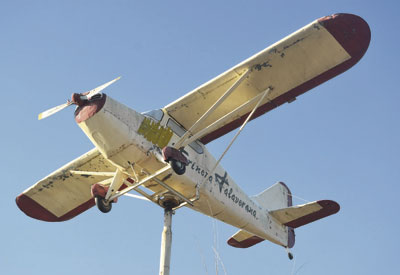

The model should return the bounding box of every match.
[74,93,107,123]
[319,13,371,64]
[71,92,85,106]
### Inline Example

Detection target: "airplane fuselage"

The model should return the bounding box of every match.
[76,94,290,247]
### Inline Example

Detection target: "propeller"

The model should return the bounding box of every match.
[38,76,121,120]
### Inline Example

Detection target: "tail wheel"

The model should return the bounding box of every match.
[95,196,112,213]
[170,159,186,175]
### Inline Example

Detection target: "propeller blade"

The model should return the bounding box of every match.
[82,76,121,100]
[38,76,121,120]
[38,101,73,120]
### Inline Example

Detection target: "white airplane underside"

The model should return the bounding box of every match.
[17,13,370,255]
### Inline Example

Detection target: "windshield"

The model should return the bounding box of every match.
[167,119,204,154]
[142,109,164,122]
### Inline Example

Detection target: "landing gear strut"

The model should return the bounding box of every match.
[162,146,188,176]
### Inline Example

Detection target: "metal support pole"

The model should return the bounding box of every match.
[159,208,173,275]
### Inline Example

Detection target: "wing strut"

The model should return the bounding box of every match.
[108,165,172,201]
[199,87,272,185]
[174,68,251,149]
[107,165,194,206]
[180,91,267,148]
[175,86,273,210]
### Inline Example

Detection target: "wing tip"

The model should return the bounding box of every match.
[16,194,95,222]
[16,194,59,222]
[319,13,371,64]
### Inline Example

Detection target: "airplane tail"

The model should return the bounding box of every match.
[253,181,293,210]
[227,182,339,249]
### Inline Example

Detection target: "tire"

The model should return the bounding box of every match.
[170,159,186,175]
[95,195,112,213]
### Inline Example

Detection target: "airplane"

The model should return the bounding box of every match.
[16,13,370,274]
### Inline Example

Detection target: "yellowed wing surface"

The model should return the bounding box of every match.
[16,148,115,222]
[164,14,370,144]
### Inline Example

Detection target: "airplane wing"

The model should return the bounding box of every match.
[164,14,370,144]
[16,148,116,222]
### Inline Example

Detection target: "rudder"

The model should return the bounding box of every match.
[252,181,295,248]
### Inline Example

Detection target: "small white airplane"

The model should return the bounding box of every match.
[17,13,370,271]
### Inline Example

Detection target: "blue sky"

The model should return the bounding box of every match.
[1,1,399,274]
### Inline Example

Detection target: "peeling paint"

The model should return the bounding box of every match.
[282,37,305,50]
[254,61,272,71]
[268,48,278,54]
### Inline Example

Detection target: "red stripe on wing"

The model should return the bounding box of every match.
[16,194,95,222]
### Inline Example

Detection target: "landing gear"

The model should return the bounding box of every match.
[95,196,112,213]
[162,146,188,176]
[170,159,186,175]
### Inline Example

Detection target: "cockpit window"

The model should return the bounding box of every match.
[167,119,204,154]
[142,109,164,122]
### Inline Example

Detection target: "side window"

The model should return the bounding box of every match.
[167,119,204,154]
[142,109,164,122]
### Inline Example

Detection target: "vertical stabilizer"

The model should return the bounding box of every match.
[252,181,292,211]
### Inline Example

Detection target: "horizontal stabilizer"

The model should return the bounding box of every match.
[227,229,264,248]
[269,200,340,228]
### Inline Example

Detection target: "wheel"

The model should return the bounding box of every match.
[288,252,293,260]
[95,195,112,213]
[170,159,186,175]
